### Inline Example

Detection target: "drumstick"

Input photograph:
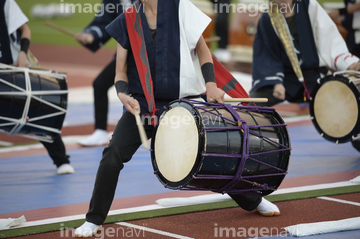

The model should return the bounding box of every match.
[134,109,149,151]
[44,21,76,37]
[209,98,268,103]
[205,36,221,43]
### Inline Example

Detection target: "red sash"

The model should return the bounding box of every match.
[125,1,158,125]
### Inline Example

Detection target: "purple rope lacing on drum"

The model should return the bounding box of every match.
[176,99,290,194]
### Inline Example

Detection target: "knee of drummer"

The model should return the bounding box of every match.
[99,145,127,170]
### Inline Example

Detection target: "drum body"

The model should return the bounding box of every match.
[310,72,360,144]
[0,64,68,142]
[151,99,291,196]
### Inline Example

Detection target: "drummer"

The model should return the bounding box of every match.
[75,0,281,237]
[249,0,360,107]
[0,0,75,175]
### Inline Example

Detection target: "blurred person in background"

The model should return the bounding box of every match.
[76,0,135,147]
[250,0,360,107]
[0,0,74,174]
[329,0,360,58]
[210,0,232,63]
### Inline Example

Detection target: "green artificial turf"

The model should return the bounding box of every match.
[16,0,342,48]
[17,0,118,48]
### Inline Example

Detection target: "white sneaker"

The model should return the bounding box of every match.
[213,48,232,63]
[78,129,109,147]
[74,221,102,238]
[57,164,75,175]
[256,198,280,217]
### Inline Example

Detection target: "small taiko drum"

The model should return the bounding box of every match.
[151,99,291,196]
[310,71,360,144]
[0,63,68,142]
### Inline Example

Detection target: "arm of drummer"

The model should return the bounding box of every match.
[329,1,360,20]
[75,32,94,45]
[196,36,225,103]
[115,43,140,115]
[16,23,31,67]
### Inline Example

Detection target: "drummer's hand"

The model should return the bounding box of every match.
[347,62,360,71]
[273,84,286,100]
[16,51,30,67]
[206,82,225,103]
[118,93,140,115]
[75,32,94,45]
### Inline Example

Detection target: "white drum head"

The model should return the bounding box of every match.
[154,107,199,183]
[314,80,358,138]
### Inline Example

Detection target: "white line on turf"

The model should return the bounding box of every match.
[0,140,13,146]
[116,222,194,239]
[317,196,360,207]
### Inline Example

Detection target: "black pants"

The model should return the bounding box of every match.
[93,59,116,131]
[86,111,262,225]
[210,0,230,49]
[40,134,70,167]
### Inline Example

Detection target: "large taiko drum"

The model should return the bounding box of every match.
[0,63,68,142]
[151,99,291,196]
[310,71,360,144]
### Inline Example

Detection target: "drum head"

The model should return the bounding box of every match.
[311,75,360,143]
[154,107,199,183]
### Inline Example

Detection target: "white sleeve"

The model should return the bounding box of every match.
[308,0,359,71]
[5,0,28,35]
[178,0,211,50]
[178,0,211,98]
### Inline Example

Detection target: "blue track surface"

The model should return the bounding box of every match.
[1,124,359,214]
[0,146,171,214]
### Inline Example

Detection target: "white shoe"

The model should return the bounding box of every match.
[74,221,102,238]
[256,198,280,217]
[213,48,232,63]
[78,129,109,147]
[57,164,75,175]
